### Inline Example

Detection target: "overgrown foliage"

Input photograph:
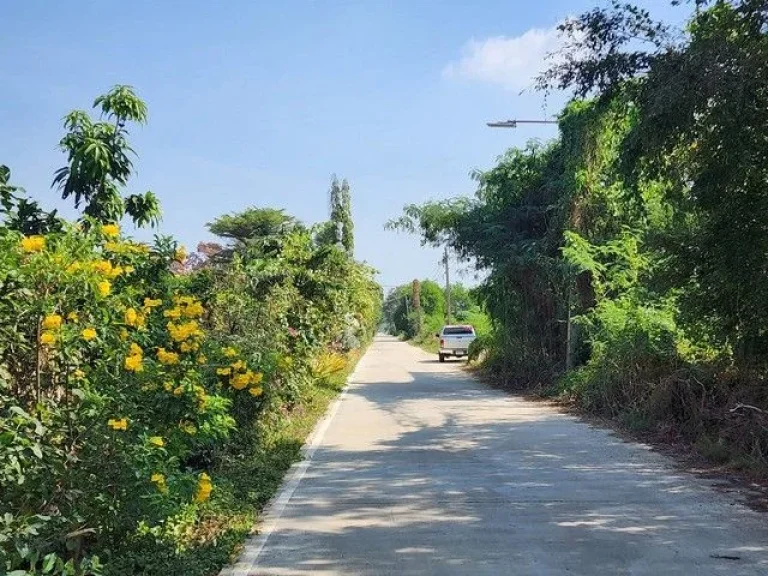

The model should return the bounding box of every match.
[1,89,380,575]
[391,0,768,470]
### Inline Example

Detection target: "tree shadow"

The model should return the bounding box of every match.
[238,343,768,575]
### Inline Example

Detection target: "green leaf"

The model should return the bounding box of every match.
[42,553,57,573]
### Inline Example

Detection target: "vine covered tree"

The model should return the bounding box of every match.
[388,0,768,466]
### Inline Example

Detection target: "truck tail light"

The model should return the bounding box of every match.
[440,339,445,347]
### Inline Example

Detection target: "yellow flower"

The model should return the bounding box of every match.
[173,385,184,396]
[150,472,168,493]
[231,359,245,371]
[144,298,162,308]
[97,280,111,297]
[180,341,200,353]
[163,308,182,319]
[174,246,187,263]
[42,314,63,330]
[107,418,128,431]
[40,331,56,346]
[125,354,143,372]
[148,436,165,447]
[181,301,204,319]
[167,320,201,342]
[231,373,250,390]
[179,421,197,435]
[124,308,138,326]
[108,265,123,279]
[101,223,120,237]
[216,367,231,376]
[157,348,180,365]
[103,241,120,252]
[123,265,135,274]
[92,260,114,275]
[66,262,82,273]
[196,355,207,365]
[194,472,212,503]
[67,311,79,322]
[119,328,129,341]
[129,343,143,356]
[21,235,45,253]
[81,327,97,341]
[73,369,86,379]
[164,381,174,392]
[223,347,237,358]
[248,386,263,397]
[250,372,264,385]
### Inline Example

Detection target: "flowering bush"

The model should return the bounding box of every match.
[1,86,380,576]
[0,223,267,574]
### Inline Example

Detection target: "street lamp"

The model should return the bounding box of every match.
[487,119,557,128]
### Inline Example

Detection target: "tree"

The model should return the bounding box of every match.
[540,0,768,358]
[313,221,338,248]
[53,85,160,227]
[0,165,60,234]
[208,207,298,245]
[381,280,447,338]
[329,176,354,256]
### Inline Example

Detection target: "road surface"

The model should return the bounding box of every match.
[224,335,768,575]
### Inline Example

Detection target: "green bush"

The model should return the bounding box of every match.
[1,88,381,576]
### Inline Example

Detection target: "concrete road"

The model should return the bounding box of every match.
[226,335,768,575]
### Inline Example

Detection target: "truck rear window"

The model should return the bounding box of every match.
[443,326,474,335]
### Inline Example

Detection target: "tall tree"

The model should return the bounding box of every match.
[540,0,768,358]
[329,175,354,256]
[53,85,161,227]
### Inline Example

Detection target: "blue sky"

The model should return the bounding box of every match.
[1,1,683,289]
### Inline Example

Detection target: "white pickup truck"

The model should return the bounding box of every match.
[436,325,476,362]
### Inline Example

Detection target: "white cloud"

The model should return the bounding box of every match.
[443,26,562,91]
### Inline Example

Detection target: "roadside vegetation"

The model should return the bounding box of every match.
[1,87,381,575]
[389,0,768,473]
[381,280,490,352]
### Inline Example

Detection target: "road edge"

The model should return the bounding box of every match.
[219,349,369,576]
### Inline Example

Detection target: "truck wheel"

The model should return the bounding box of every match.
[439,354,445,363]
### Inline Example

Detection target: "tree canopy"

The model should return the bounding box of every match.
[53,85,161,227]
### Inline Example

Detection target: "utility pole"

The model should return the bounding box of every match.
[443,246,451,324]
[488,115,576,370]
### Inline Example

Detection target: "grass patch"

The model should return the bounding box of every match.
[412,333,439,355]
[107,349,364,576]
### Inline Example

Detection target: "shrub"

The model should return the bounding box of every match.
[0,224,270,574]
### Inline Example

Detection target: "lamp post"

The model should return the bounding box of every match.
[486,119,557,128]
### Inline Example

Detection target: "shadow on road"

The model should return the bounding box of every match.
[254,342,768,575]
